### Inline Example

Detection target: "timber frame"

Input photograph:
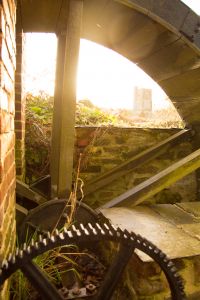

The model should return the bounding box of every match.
[16,0,200,205]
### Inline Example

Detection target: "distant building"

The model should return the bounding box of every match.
[134,87,152,117]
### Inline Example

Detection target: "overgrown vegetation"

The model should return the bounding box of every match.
[25,93,184,183]
[25,93,53,183]
[10,246,79,300]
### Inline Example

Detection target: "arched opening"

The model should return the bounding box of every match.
[24,34,183,128]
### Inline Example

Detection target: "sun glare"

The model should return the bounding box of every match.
[24,0,200,112]
[24,36,169,111]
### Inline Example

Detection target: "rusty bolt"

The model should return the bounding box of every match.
[86,283,96,293]
[59,287,69,297]
[72,287,81,296]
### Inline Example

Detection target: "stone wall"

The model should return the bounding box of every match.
[74,127,196,207]
[0,0,16,299]
[118,254,200,299]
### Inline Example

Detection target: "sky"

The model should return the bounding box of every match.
[24,0,200,111]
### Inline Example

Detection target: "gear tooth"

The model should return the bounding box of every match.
[170,266,177,274]
[80,223,89,235]
[2,260,8,269]
[72,225,77,231]
[123,229,131,238]
[38,235,43,243]
[159,251,166,259]
[7,253,12,262]
[167,261,174,268]
[130,232,136,240]
[111,224,118,232]
[11,256,16,264]
[59,232,65,240]
[43,238,47,246]
[71,225,81,236]
[153,248,159,254]
[148,245,153,251]
[101,222,114,236]
[142,241,147,247]
[55,229,59,236]
[15,248,18,256]
[67,230,73,238]
[95,223,105,235]
[103,222,110,232]
[23,243,27,251]
[50,236,55,243]
[19,250,23,258]
[46,232,51,239]
[27,246,31,254]
[87,223,97,235]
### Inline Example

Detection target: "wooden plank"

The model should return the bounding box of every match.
[50,0,83,198]
[16,203,28,227]
[176,202,200,219]
[16,180,46,205]
[138,38,200,82]
[82,129,190,197]
[151,203,199,225]
[100,148,200,209]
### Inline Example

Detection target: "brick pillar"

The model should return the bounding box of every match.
[15,32,26,180]
[0,0,16,299]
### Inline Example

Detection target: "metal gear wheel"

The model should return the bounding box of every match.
[0,220,186,300]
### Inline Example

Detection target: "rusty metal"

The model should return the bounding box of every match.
[0,220,186,300]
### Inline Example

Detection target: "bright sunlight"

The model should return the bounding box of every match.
[24,0,200,112]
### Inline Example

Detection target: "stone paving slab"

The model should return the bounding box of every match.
[101,202,200,262]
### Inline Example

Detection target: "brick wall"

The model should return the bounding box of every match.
[0,0,16,299]
[15,31,25,180]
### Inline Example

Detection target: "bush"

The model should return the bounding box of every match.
[25,93,184,183]
[25,92,53,183]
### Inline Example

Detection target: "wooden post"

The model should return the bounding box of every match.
[51,0,83,199]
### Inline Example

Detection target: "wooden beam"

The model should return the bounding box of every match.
[100,148,200,209]
[82,129,190,197]
[16,180,47,205]
[50,34,65,198]
[51,0,83,199]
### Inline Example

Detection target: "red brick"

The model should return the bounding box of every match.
[4,178,15,213]
[0,201,4,228]
[0,161,3,183]
[15,120,25,131]
[16,167,22,175]
[0,63,14,94]
[0,175,8,204]
[3,148,14,172]
[0,132,14,159]
[0,37,15,80]
[0,110,12,133]
[15,130,23,139]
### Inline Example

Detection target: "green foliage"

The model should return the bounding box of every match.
[25,92,53,183]
[25,95,129,183]
[76,101,119,126]
[10,228,79,300]
[10,246,79,300]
